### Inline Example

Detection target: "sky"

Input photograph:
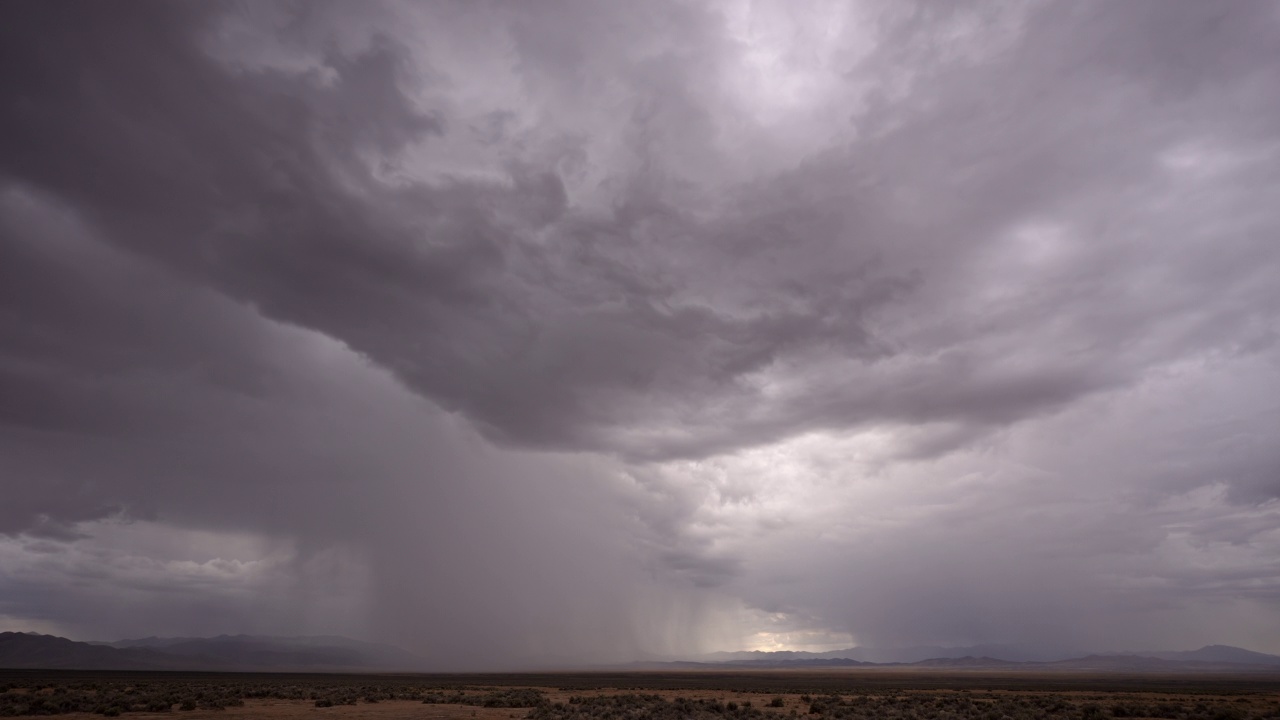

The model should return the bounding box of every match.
[1,0,1279,669]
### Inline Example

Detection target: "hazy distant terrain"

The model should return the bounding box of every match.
[684,645,1280,672]
[5,633,1280,674]
[0,633,423,672]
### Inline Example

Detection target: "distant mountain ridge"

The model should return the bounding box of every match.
[0,633,183,671]
[1132,645,1280,666]
[703,644,1073,664]
[700,644,1280,667]
[1,632,424,672]
[5,632,1280,673]
[673,644,1280,672]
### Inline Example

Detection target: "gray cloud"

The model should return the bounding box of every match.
[1,0,1279,662]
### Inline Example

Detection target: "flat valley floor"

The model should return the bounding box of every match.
[3,671,1280,720]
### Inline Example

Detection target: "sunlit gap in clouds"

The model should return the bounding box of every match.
[634,428,927,652]
[720,0,861,123]
[747,627,857,653]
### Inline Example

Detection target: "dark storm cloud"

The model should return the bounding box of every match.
[0,186,297,537]
[1,0,1086,462]
[2,0,1280,660]
[0,1,729,455]
[0,190,693,661]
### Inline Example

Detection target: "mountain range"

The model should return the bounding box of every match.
[0,633,423,672]
[670,644,1280,672]
[697,643,1280,666]
[702,644,1071,664]
[3,632,1280,673]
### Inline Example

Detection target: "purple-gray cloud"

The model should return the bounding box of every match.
[2,0,1279,663]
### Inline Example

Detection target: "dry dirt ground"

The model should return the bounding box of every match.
[48,699,536,720]
[24,687,1280,720]
[7,691,798,720]
[6,673,1280,720]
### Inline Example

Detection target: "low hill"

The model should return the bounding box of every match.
[667,645,1280,673]
[1,632,424,672]
[1138,645,1280,667]
[909,656,1020,668]
[0,633,179,670]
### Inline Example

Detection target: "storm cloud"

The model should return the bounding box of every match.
[2,0,1279,665]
